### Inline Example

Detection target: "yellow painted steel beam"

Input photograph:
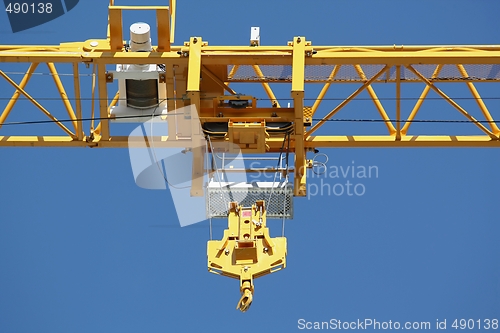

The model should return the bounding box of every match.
[103,91,120,135]
[106,0,114,39]
[291,37,306,196]
[72,63,84,141]
[186,37,204,196]
[227,65,239,81]
[395,65,401,140]
[3,48,500,66]
[165,64,177,140]
[304,135,500,147]
[201,66,236,95]
[0,45,61,51]
[169,0,176,43]
[174,64,190,136]
[90,63,97,132]
[47,63,78,133]
[110,5,169,10]
[252,65,280,107]
[308,50,500,65]
[108,7,123,51]
[156,7,171,52]
[1,135,499,148]
[0,51,186,64]
[0,136,85,147]
[187,38,202,92]
[97,63,110,141]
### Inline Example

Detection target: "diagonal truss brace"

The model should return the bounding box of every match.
[405,65,498,139]
[306,65,389,137]
[0,69,75,137]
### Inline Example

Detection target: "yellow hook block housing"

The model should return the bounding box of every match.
[207,200,287,312]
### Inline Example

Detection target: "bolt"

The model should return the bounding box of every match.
[183,52,189,57]
[263,247,268,252]
[306,117,310,121]
[225,249,229,255]
[306,51,311,57]
[193,37,198,44]
[244,266,249,272]
[297,37,301,43]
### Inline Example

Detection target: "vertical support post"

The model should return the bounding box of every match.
[165,64,177,140]
[175,65,190,137]
[395,65,401,140]
[72,63,83,141]
[187,37,204,196]
[291,37,306,197]
[108,7,123,51]
[97,63,110,141]
[169,0,176,43]
[156,7,171,52]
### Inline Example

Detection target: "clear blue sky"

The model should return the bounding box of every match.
[0,1,499,332]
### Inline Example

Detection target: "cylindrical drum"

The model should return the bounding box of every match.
[129,22,152,52]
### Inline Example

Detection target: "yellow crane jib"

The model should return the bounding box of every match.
[207,200,287,312]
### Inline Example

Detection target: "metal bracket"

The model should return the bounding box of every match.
[105,72,113,83]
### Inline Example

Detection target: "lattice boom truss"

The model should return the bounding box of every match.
[2,44,500,150]
[1,3,500,197]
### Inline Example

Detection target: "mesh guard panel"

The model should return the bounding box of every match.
[227,64,500,82]
[207,182,293,219]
